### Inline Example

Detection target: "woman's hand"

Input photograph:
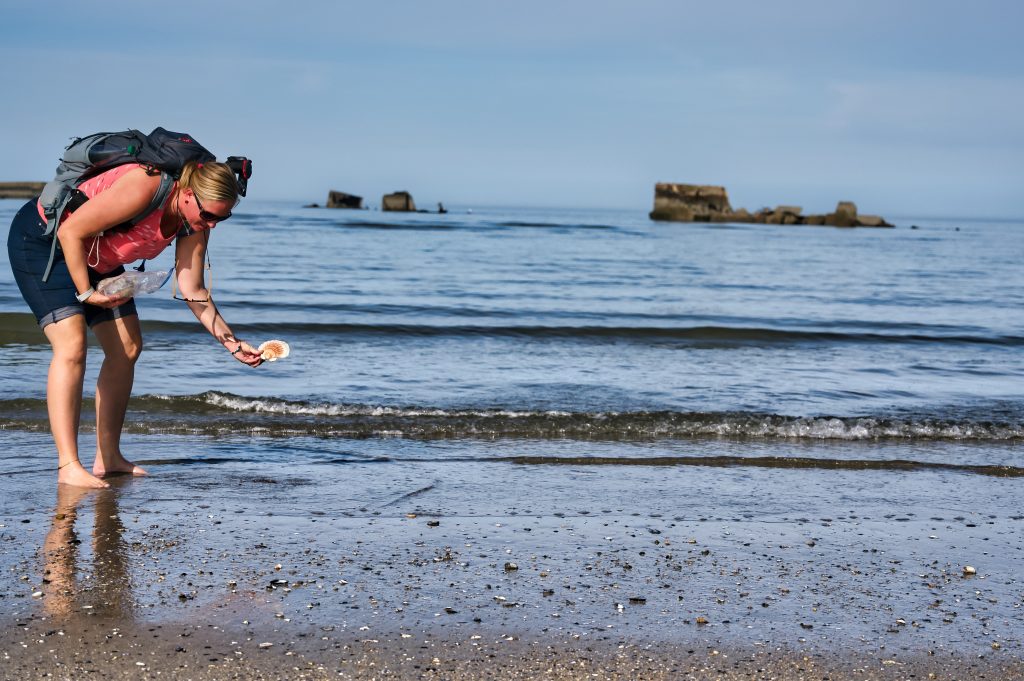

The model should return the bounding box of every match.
[226,339,264,367]
[84,291,129,309]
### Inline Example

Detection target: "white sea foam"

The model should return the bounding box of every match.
[149,392,1024,441]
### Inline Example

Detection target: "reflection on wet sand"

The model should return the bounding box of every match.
[41,483,132,620]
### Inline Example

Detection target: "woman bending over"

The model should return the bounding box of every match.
[7,160,263,488]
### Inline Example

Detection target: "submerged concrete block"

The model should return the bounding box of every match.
[0,181,45,199]
[856,214,893,228]
[382,191,417,212]
[649,184,891,228]
[326,190,363,209]
[649,183,733,222]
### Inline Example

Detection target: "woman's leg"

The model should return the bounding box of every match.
[43,315,108,488]
[41,484,90,617]
[91,313,147,477]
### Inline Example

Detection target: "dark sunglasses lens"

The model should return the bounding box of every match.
[200,209,231,222]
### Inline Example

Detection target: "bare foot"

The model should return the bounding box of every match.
[93,452,147,478]
[58,461,110,489]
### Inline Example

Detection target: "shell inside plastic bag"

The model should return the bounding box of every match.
[96,270,170,298]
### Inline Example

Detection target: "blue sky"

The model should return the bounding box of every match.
[2,1,1022,216]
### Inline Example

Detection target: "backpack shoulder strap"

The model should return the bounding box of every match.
[133,171,175,224]
[41,171,175,282]
[129,171,175,275]
[42,192,75,238]
[41,194,74,281]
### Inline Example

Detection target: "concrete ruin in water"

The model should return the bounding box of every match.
[317,190,423,213]
[325,190,364,209]
[0,182,45,199]
[649,183,892,227]
[382,191,417,212]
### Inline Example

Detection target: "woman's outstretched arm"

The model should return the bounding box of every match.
[174,231,263,366]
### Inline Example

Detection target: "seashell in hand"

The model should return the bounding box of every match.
[258,340,290,362]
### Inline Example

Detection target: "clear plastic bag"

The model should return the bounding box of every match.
[95,270,170,298]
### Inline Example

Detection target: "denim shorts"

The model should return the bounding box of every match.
[7,198,138,328]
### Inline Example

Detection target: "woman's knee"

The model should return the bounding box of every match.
[104,332,143,364]
[53,342,88,367]
[93,317,143,363]
[123,334,143,363]
[44,317,88,366]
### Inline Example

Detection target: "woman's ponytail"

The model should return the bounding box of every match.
[179,161,240,206]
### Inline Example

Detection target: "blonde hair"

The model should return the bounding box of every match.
[178,161,239,206]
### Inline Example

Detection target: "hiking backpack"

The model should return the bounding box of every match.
[38,127,252,280]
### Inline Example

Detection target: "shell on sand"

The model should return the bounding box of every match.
[258,340,290,361]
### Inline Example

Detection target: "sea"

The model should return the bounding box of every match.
[1,199,1022,513]
[3,198,1024,653]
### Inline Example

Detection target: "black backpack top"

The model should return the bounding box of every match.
[38,127,251,281]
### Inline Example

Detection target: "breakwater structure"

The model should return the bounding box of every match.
[310,189,446,213]
[326,190,364,209]
[382,191,417,212]
[649,183,892,227]
[0,182,45,199]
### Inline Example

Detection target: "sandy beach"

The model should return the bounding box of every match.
[4,0,1024,677]
[2,432,1022,679]
[4,619,1023,680]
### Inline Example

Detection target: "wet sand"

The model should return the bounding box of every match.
[4,619,1024,680]
[1,433,1022,678]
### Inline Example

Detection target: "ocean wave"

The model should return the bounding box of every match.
[2,392,1022,442]
[329,220,457,231]
[500,455,1024,477]
[494,221,618,230]
[4,307,1019,348]
[128,322,1024,347]
[302,218,620,231]
[3,311,1018,348]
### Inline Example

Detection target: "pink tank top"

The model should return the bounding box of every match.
[37,164,177,275]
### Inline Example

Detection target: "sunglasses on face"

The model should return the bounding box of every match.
[192,191,232,223]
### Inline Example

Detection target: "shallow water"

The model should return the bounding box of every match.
[3,199,1023,470]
